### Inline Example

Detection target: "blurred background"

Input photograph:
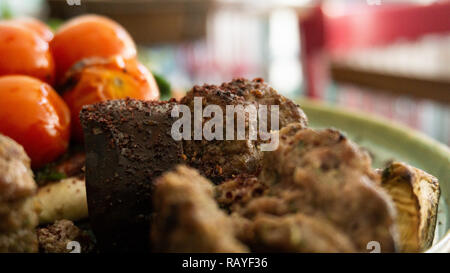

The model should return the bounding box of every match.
[1,0,449,146]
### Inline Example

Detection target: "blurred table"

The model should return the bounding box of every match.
[47,0,212,45]
[330,34,450,104]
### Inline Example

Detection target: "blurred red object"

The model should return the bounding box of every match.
[299,6,326,99]
[325,1,450,55]
[299,1,450,97]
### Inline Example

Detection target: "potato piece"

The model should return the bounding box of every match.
[36,177,88,224]
[380,162,440,252]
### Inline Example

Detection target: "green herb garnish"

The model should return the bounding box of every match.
[152,71,171,100]
[35,165,66,185]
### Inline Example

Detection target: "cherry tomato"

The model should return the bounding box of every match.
[0,76,71,168]
[50,15,136,83]
[0,23,55,84]
[5,17,54,42]
[62,56,159,142]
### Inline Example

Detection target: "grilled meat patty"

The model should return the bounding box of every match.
[215,174,267,212]
[214,123,399,252]
[233,124,398,252]
[181,78,307,183]
[234,213,356,252]
[0,134,38,252]
[151,165,248,252]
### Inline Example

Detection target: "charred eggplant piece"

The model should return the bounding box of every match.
[380,162,440,252]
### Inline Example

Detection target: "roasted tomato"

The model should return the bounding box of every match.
[50,15,136,83]
[0,23,55,84]
[0,76,71,168]
[62,56,159,142]
[5,17,54,42]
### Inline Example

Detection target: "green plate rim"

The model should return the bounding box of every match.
[297,98,450,252]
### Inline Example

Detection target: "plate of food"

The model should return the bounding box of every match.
[0,14,448,253]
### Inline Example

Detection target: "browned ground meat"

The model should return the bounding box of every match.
[0,134,38,253]
[37,219,94,253]
[219,78,308,128]
[215,174,267,212]
[151,165,248,253]
[236,213,356,252]
[243,124,398,252]
[181,78,308,183]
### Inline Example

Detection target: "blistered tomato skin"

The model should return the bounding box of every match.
[50,15,137,83]
[0,23,55,84]
[5,17,54,42]
[0,76,71,168]
[62,56,159,142]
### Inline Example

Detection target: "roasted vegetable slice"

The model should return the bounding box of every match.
[35,177,88,224]
[380,162,440,252]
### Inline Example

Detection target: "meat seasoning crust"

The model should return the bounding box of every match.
[37,219,94,253]
[181,78,308,183]
[80,98,185,252]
